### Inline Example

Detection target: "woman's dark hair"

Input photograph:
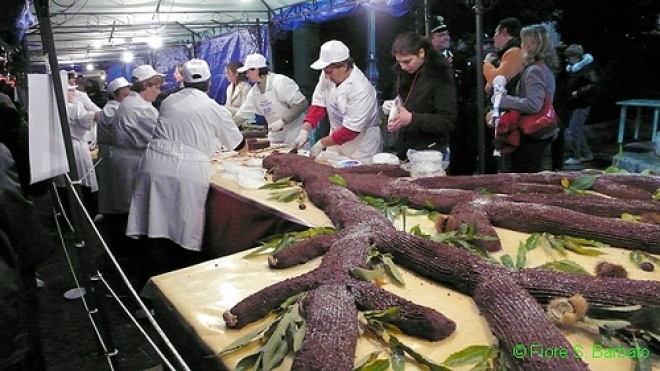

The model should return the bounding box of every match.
[257,66,270,77]
[226,61,247,83]
[391,31,432,56]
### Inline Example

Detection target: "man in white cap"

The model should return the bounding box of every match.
[126,59,248,285]
[294,40,382,161]
[234,53,308,145]
[104,65,163,255]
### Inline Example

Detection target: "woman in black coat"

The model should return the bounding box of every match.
[386,31,458,160]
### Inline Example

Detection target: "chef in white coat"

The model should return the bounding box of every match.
[294,40,382,161]
[126,59,248,282]
[111,65,163,214]
[67,71,101,144]
[96,77,131,216]
[234,53,308,145]
[65,85,101,215]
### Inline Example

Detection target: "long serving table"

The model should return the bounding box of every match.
[144,159,660,371]
[616,99,660,144]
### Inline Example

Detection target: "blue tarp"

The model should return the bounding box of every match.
[107,26,268,105]
[271,0,415,35]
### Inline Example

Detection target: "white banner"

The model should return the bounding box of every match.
[28,71,70,184]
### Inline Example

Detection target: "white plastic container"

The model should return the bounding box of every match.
[406,149,447,178]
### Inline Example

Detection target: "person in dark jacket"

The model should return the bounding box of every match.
[0,142,54,371]
[383,31,457,160]
[561,44,599,165]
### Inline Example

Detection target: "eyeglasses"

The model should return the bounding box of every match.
[323,63,345,74]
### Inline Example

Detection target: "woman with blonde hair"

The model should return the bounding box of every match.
[497,23,559,173]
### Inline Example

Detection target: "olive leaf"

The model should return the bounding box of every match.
[500,254,515,269]
[389,336,453,371]
[562,175,598,194]
[621,213,642,222]
[630,250,644,267]
[353,351,383,371]
[245,227,336,258]
[355,359,390,371]
[267,188,303,202]
[537,233,607,257]
[632,339,652,371]
[351,266,386,282]
[329,174,347,187]
[259,176,293,189]
[604,165,628,174]
[536,259,591,275]
[217,321,271,356]
[515,241,527,269]
[235,353,260,371]
[391,347,406,371]
[442,345,494,366]
[382,255,405,286]
[362,307,400,322]
[409,224,430,239]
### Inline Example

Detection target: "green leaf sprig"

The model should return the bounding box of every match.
[244,227,336,258]
[355,309,452,371]
[561,175,598,195]
[443,344,505,371]
[351,245,405,286]
[412,222,499,263]
[218,293,307,371]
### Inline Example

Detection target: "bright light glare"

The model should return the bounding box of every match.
[86,63,94,71]
[148,35,162,49]
[93,40,102,49]
[122,51,133,63]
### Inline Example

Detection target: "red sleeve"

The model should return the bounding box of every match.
[302,105,327,128]
[331,126,360,145]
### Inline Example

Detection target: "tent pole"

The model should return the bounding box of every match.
[366,9,378,90]
[34,0,118,365]
[473,0,486,174]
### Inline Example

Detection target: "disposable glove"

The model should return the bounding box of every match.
[294,129,309,148]
[310,141,325,158]
[382,100,394,115]
[269,119,285,132]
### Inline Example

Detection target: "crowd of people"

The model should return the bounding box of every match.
[0,17,602,370]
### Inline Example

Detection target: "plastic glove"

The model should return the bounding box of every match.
[269,119,285,132]
[294,129,309,149]
[382,100,394,115]
[310,141,325,158]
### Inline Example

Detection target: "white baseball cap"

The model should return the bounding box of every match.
[108,77,131,93]
[310,40,350,70]
[132,65,164,82]
[182,59,211,83]
[236,54,268,73]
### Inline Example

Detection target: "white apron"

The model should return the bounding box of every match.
[71,136,99,191]
[325,98,382,162]
[109,146,144,213]
[126,139,211,252]
[254,89,302,145]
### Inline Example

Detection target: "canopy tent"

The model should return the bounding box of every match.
[25,0,415,70]
[20,0,418,70]
[23,0,299,68]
